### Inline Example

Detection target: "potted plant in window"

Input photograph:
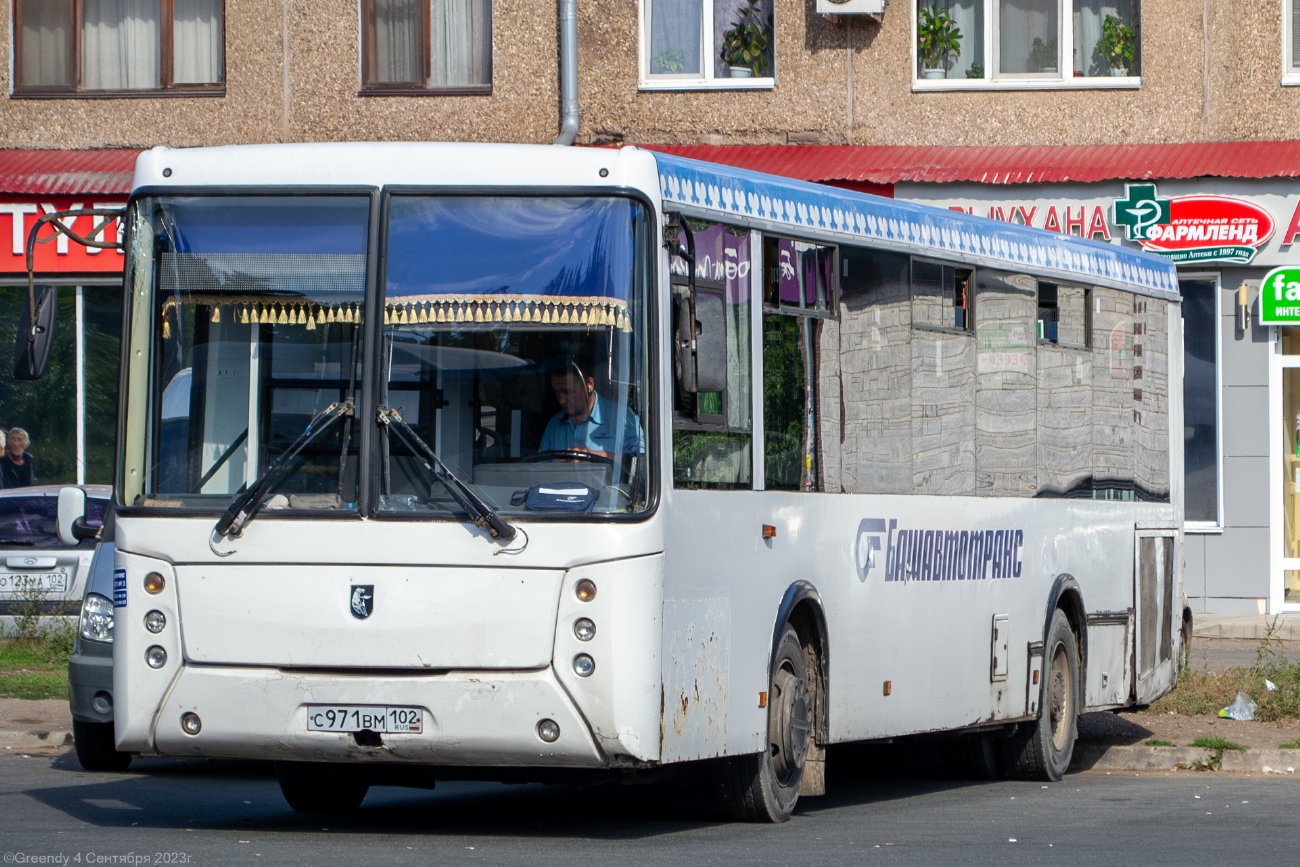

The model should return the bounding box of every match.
[1031,36,1058,74]
[916,4,962,80]
[720,0,773,78]
[1097,13,1136,76]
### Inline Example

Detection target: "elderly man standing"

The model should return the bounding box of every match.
[2,427,36,489]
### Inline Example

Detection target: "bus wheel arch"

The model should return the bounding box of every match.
[772,581,830,747]
[1045,573,1087,701]
[714,582,828,822]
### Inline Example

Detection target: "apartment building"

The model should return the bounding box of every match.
[2,1,1300,613]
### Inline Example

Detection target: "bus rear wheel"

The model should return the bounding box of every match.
[1005,609,1078,781]
[714,625,811,823]
[275,762,369,813]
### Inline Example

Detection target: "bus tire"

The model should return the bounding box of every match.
[72,720,132,772]
[715,625,811,823]
[275,762,369,813]
[1005,609,1078,782]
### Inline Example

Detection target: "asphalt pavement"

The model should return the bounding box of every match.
[2,752,1298,867]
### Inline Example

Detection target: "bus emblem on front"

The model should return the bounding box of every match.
[350,585,375,620]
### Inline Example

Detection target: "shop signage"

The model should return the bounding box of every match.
[907,179,1300,270]
[1260,267,1300,325]
[0,197,126,275]
[1112,184,1274,265]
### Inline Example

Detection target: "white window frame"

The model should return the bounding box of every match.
[911,1,1141,91]
[1182,271,1223,534]
[1284,0,1300,86]
[638,0,775,91]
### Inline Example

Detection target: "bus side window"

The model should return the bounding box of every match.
[671,222,753,490]
[761,236,837,492]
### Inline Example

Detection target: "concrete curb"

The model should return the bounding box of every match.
[1073,743,1300,774]
[1192,614,1300,640]
[0,729,73,752]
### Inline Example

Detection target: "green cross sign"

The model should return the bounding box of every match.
[1112,183,1171,241]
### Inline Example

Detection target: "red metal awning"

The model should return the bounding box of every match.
[0,149,141,196]
[638,141,1300,186]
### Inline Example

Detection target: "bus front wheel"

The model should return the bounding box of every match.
[1005,609,1079,781]
[714,625,812,823]
[275,762,369,813]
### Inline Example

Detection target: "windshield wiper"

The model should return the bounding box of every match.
[377,405,517,543]
[214,399,355,539]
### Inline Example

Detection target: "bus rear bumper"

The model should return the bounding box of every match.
[144,664,607,767]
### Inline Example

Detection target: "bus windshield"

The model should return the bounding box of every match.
[121,193,652,519]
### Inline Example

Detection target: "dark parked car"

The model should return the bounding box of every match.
[68,537,130,771]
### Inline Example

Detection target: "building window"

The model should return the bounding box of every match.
[14,0,224,95]
[361,0,492,93]
[1181,277,1220,529]
[642,0,774,89]
[1286,0,1300,83]
[914,0,1139,87]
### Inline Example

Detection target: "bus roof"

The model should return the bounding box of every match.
[130,143,1179,302]
[651,151,1181,301]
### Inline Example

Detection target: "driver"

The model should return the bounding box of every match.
[539,363,644,458]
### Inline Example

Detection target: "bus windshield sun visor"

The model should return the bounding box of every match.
[376,405,517,544]
[213,399,355,539]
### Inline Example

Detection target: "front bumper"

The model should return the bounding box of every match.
[146,664,608,767]
[68,640,114,723]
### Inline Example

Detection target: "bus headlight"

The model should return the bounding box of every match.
[573,618,595,641]
[144,610,166,633]
[536,719,560,743]
[145,646,168,669]
[79,593,114,643]
[572,654,595,677]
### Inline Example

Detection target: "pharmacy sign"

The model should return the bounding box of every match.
[1112,184,1274,265]
[1260,267,1300,325]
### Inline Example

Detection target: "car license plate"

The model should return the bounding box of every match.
[0,571,69,594]
[306,705,423,734]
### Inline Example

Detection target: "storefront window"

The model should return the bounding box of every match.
[0,285,121,485]
[1181,278,1218,526]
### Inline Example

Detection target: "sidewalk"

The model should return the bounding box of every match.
[1193,613,1300,640]
[0,698,72,753]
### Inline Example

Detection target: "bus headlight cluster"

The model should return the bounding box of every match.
[144,610,167,633]
[573,618,595,641]
[572,654,595,677]
[145,646,168,669]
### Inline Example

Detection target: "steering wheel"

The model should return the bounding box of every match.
[521,449,615,465]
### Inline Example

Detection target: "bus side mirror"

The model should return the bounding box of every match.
[13,284,58,380]
[675,291,728,395]
[57,486,96,545]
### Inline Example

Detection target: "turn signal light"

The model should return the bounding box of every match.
[145,646,167,669]
[575,579,597,602]
[144,572,166,595]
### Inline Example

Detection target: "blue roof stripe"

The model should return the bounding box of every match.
[651,151,1180,300]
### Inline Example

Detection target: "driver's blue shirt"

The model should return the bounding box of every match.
[540,394,645,456]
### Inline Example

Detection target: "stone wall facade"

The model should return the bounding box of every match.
[2,1,1297,149]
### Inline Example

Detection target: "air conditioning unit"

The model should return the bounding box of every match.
[815,0,885,14]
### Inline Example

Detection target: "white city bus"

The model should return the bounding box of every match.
[42,143,1187,822]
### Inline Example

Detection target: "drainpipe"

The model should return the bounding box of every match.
[555,0,579,145]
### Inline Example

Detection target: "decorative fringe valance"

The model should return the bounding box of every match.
[158,293,631,339]
[381,294,630,332]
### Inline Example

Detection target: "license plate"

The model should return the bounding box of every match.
[0,571,68,594]
[306,705,423,734]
